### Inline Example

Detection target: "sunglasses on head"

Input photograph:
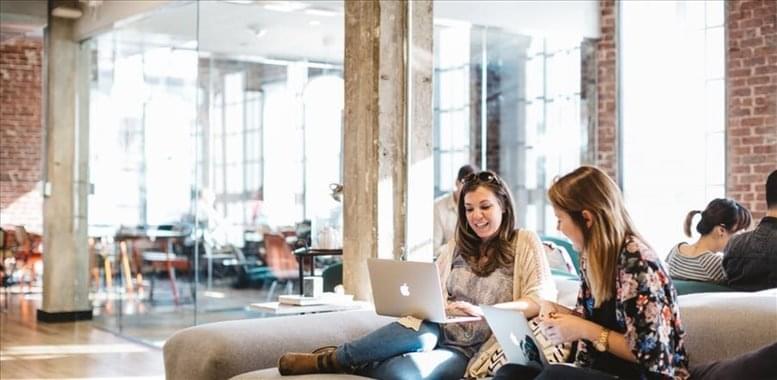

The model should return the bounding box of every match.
[462,171,500,185]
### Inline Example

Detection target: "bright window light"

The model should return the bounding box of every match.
[621,0,725,256]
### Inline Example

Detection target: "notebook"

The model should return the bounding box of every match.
[367,258,481,324]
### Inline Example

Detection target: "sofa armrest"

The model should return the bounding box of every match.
[163,309,394,380]
[679,290,777,365]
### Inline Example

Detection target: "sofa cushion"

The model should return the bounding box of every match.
[231,368,370,380]
[165,288,777,380]
[163,310,394,380]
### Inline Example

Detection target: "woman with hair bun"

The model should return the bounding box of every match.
[666,198,751,284]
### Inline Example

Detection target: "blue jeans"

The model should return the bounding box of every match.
[335,321,469,380]
[493,364,618,380]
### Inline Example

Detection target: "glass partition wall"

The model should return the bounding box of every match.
[86,2,200,343]
[83,0,592,346]
[433,10,594,238]
[84,1,345,346]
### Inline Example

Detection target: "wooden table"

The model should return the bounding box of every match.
[291,247,342,295]
[115,227,189,304]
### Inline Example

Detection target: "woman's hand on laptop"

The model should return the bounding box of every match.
[538,313,598,345]
[446,301,483,317]
[538,300,574,321]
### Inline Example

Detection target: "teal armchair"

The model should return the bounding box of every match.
[322,262,343,292]
[671,279,737,295]
[541,235,581,276]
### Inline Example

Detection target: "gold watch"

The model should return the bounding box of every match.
[594,327,610,352]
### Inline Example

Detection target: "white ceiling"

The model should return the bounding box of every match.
[97,0,598,64]
[0,0,46,41]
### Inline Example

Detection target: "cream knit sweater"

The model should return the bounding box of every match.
[436,228,557,377]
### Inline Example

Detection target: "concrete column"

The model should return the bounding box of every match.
[405,0,434,261]
[376,0,407,262]
[38,16,91,322]
[343,0,409,300]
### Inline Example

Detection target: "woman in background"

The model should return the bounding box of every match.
[666,198,751,284]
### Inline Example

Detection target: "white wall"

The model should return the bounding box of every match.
[0,0,46,33]
[434,0,599,39]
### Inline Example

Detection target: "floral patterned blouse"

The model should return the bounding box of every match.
[573,236,690,380]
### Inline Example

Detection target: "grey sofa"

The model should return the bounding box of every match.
[164,288,777,380]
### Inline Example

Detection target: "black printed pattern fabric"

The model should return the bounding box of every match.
[573,237,691,380]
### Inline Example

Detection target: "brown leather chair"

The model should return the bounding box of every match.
[12,226,42,292]
[262,232,299,300]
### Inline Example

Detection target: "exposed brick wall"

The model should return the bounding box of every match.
[726,0,777,220]
[0,36,43,231]
[595,0,618,183]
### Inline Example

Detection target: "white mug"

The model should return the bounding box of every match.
[303,276,323,298]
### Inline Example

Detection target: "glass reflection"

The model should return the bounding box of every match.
[433,17,591,237]
[84,0,345,346]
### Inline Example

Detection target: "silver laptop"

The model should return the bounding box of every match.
[481,305,549,368]
[367,258,481,324]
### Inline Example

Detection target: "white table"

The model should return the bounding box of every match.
[249,301,372,315]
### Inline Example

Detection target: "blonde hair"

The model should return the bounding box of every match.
[548,166,641,307]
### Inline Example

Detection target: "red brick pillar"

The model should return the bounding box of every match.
[0,37,43,230]
[596,0,619,183]
[726,0,777,220]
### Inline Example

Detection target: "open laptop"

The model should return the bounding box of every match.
[481,305,551,368]
[367,258,481,324]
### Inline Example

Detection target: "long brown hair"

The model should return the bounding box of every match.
[455,171,516,276]
[548,166,641,307]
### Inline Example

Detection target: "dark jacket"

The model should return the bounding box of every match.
[723,216,777,291]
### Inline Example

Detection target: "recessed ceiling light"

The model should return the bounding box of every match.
[309,20,321,26]
[264,1,308,13]
[304,8,337,17]
[51,6,83,19]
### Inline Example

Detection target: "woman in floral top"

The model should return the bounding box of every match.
[494,166,690,379]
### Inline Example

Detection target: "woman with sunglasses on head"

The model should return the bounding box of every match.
[278,170,557,379]
[666,198,751,284]
[494,166,690,379]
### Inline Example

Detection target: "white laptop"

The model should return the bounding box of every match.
[480,305,550,368]
[367,258,481,324]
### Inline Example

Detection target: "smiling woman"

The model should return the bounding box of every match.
[277,170,557,378]
[464,186,503,240]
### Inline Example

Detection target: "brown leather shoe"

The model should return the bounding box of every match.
[278,347,342,376]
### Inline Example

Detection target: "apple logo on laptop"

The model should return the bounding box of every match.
[509,332,521,347]
[399,283,410,296]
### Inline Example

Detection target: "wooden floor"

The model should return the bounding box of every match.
[89,279,276,347]
[0,292,165,380]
